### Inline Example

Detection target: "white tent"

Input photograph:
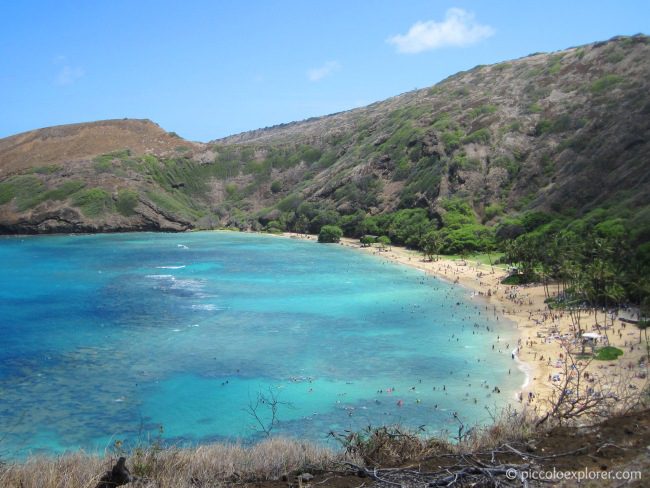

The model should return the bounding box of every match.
[582,332,601,339]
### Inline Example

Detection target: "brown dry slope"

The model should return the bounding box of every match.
[0,119,188,174]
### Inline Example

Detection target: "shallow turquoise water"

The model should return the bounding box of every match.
[0,231,523,458]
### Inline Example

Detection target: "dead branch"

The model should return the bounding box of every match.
[243,387,292,437]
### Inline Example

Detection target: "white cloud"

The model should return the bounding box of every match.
[55,65,85,86]
[307,61,341,82]
[387,8,494,54]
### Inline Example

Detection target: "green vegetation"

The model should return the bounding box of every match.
[0,175,47,210]
[494,207,650,316]
[535,114,572,135]
[594,346,624,361]
[94,149,133,173]
[484,203,504,221]
[146,190,204,220]
[469,104,497,119]
[590,74,623,93]
[360,235,375,246]
[0,176,88,210]
[376,235,391,249]
[45,180,86,201]
[463,128,491,145]
[31,164,62,174]
[116,189,139,216]
[318,225,343,243]
[546,54,564,75]
[72,188,115,217]
[441,129,465,150]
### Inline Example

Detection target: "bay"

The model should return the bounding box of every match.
[0,231,523,458]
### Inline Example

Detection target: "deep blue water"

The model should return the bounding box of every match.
[0,231,523,458]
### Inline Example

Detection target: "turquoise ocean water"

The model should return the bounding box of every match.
[0,231,523,458]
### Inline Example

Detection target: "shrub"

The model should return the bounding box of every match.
[270,180,282,193]
[72,188,115,217]
[441,130,464,150]
[469,104,497,119]
[535,119,553,135]
[0,175,47,210]
[439,224,494,254]
[463,128,491,145]
[93,149,132,173]
[522,211,553,232]
[484,203,504,220]
[534,115,571,136]
[45,180,86,201]
[318,225,343,243]
[31,164,62,174]
[590,74,623,93]
[441,199,477,229]
[276,194,302,212]
[387,208,431,247]
[360,235,375,246]
[594,346,624,361]
[432,113,451,130]
[147,191,204,220]
[265,220,285,233]
[116,189,139,216]
[377,235,391,247]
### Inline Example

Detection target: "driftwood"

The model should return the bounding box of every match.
[338,438,620,487]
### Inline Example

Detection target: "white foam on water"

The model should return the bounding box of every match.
[156,265,186,269]
[145,274,175,280]
[513,347,533,394]
[191,304,223,311]
[171,279,204,291]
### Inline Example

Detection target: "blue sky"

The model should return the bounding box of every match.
[1,1,648,141]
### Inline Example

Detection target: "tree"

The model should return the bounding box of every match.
[360,235,375,247]
[294,215,310,235]
[420,230,441,261]
[318,225,343,243]
[377,235,391,251]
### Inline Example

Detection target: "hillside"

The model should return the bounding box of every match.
[0,119,205,232]
[0,35,649,239]
[213,35,650,230]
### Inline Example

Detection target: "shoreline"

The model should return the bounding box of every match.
[337,236,542,404]
[282,232,647,413]
[282,232,540,401]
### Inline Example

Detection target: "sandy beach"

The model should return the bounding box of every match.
[284,233,648,413]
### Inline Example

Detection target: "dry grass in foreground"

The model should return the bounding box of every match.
[0,438,343,488]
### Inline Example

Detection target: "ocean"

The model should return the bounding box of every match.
[0,231,523,458]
